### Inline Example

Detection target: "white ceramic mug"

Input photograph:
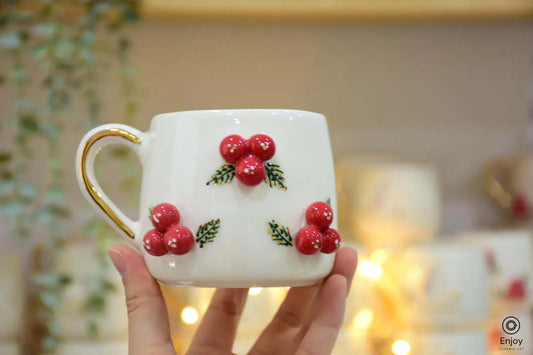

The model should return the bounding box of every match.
[484,155,533,219]
[76,109,338,287]
[391,242,489,328]
[336,156,441,247]
[456,229,533,311]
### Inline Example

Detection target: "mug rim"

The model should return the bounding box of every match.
[152,108,324,120]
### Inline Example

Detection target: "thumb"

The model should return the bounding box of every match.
[109,245,176,355]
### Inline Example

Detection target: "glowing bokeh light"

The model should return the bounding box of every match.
[392,340,411,355]
[249,287,263,296]
[353,308,374,329]
[358,260,383,280]
[370,249,387,264]
[181,306,199,325]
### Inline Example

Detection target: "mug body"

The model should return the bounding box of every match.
[457,229,533,311]
[336,156,440,247]
[137,109,336,287]
[393,242,489,328]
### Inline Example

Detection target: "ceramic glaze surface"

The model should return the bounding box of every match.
[76,109,337,287]
[398,243,489,327]
[336,157,440,247]
[458,229,533,310]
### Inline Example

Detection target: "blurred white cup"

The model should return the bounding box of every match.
[336,156,441,247]
[456,229,533,312]
[391,242,489,328]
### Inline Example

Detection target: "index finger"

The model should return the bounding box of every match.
[187,288,248,354]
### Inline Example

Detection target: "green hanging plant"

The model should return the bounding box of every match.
[0,0,142,351]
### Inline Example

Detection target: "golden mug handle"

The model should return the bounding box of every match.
[483,159,512,209]
[76,124,143,240]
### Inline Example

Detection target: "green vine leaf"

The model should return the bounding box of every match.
[206,164,235,186]
[267,220,292,246]
[326,198,331,206]
[196,219,221,248]
[0,31,22,49]
[264,162,287,190]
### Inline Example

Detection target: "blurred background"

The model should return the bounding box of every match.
[1,0,533,354]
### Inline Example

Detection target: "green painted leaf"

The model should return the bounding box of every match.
[267,220,292,246]
[206,164,235,186]
[264,163,287,190]
[196,219,221,247]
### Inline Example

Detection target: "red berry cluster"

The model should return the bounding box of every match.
[143,203,194,256]
[220,134,276,186]
[295,201,341,255]
[512,194,530,218]
[506,278,527,301]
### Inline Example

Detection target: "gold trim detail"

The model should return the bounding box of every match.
[483,160,512,209]
[79,127,141,239]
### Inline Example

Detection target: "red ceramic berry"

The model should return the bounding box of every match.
[249,134,276,161]
[305,201,333,232]
[164,225,195,255]
[235,155,266,186]
[151,203,180,233]
[506,279,527,301]
[295,226,323,255]
[220,135,249,164]
[321,228,341,254]
[512,194,530,218]
[143,229,167,256]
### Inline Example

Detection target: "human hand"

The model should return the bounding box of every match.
[108,245,358,355]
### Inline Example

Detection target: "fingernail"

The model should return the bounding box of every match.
[108,248,126,275]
